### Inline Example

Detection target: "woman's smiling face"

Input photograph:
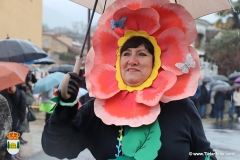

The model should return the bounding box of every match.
[120,44,153,87]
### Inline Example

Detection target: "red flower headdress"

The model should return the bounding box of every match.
[85,0,200,127]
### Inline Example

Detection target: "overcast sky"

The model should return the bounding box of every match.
[42,0,233,29]
[43,0,100,29]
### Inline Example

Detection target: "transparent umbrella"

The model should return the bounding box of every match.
[70,0,232,19]
[209,80,229,87]
[69,0,233,59]
[202,76,215,83]
[212,75,229,82]
[212,84,232,91]
[33,72,65,94]
[228,71,240,81]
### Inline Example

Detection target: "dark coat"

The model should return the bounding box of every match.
[214,91,226,110]
[0,89,26,131]
[42,98,216,160]
[225,89,234,101]
[190,86,201,100]
[25,72,37,93]
[18,92,34,133]
[199,84,209,105]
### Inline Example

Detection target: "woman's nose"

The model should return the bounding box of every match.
[128,55,138,65]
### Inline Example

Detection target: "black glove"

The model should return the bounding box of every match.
[59,72,81,103]
[53,72,81,119]
[67,72,82,98]
[79,69,85,77]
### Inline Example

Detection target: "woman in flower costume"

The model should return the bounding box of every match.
[42,0,216,159]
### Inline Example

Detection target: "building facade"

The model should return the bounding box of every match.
[42,32,85,65]
[0,0,42,47]
[195,19,220,77]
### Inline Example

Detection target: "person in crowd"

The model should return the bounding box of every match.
[214,90,227,121]
[209,90,217,118]
[190,84,201,110]
[0,94,12,160]
[18,113,29,145]
[25,86,35,110]
[0,85,26,160]
[41,1,217,159]
[233,87,240,122]
[226,84,235,119]
[39,88,55,122]
[18,86,35,144]
[25,71,37,93]
[16,84,28,145]
[198,82,210,118]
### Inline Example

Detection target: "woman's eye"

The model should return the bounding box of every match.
[139,52,147,56]
[122,52,131,56]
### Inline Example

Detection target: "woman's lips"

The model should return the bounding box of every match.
[127,68,139,72]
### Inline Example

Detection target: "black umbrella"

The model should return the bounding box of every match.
[48,64,74,74]
[0,39,47,63]
[228,71,240,81]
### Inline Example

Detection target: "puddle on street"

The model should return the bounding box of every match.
[210,119,240,131]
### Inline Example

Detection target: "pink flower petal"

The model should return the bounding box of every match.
[89,64,120,99]
[112,7,160,35]
[85,47,95,97]
[92,25,120,66]
[136,70,177,106]
[94,91,160,127]
[161,46,200,103]
[97,0,141,27]
[143,2,197,44]
[158,28,189,75]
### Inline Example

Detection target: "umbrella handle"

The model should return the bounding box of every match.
[61,57,82,99]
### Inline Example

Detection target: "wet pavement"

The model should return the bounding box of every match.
[202,117,240,131]
[19,111,96,160]
[18,112,46,159]
[203,120,240,160]
[18,111,240,160]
